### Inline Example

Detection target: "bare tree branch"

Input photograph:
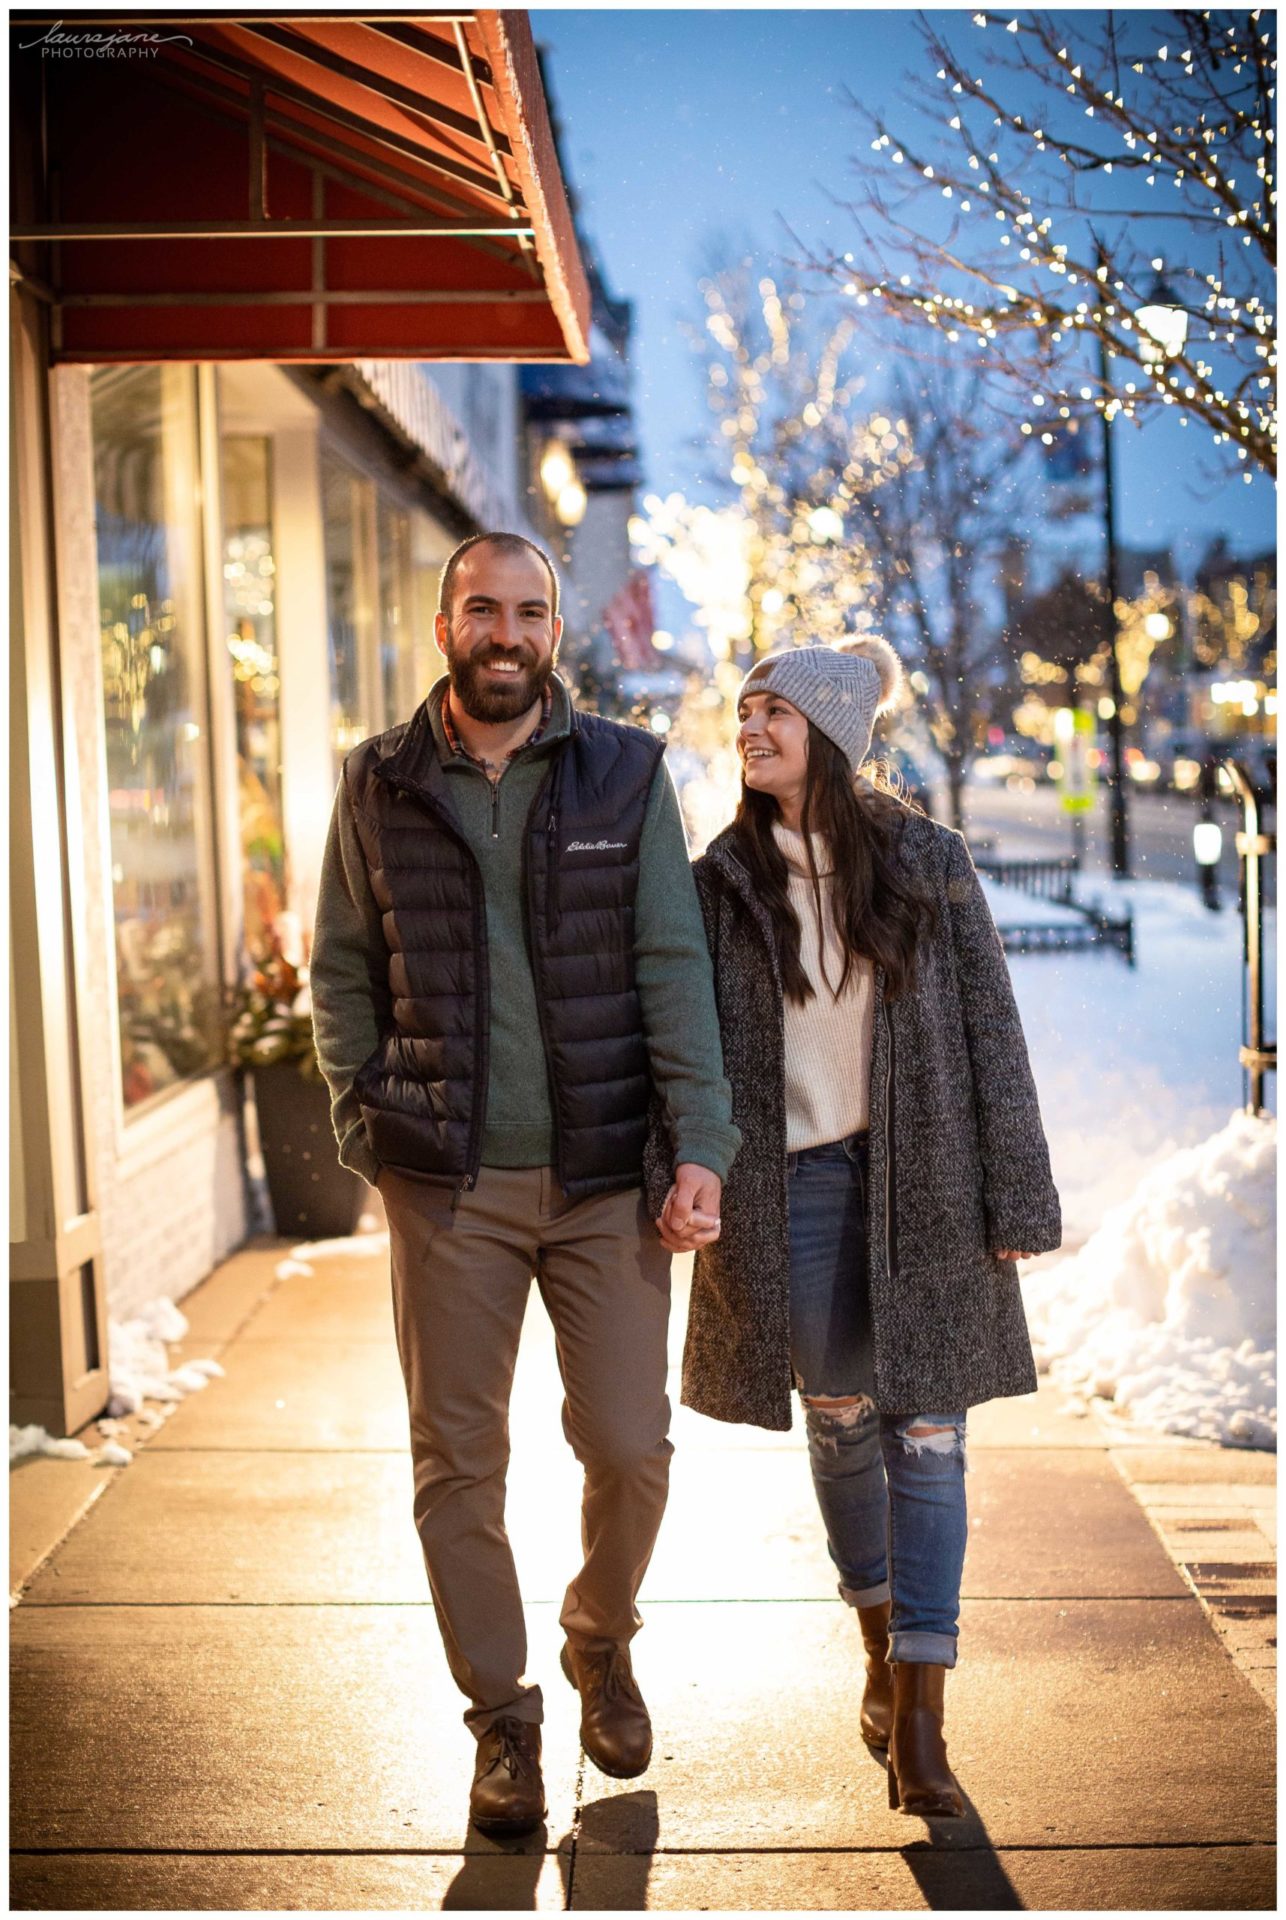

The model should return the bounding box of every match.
[793,9,1276,478]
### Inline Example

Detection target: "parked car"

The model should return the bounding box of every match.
[1224,740,1277,803]
[1156,733,1276,802]
[1150,730,1209,794]
[970,740,1052,792]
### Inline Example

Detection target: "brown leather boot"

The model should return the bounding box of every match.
[469,1717,546,1836]
[857,1600,894,1749]
[561,1640,652,1778]
[887,1662,964,1817]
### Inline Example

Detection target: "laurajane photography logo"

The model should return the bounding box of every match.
[18,19,194,58]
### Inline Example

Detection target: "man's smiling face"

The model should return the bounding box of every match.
[436,542,562,724]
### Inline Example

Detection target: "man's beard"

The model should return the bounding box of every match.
[444,637,556,723]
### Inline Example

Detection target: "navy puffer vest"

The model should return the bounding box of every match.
[343,697,665,1197]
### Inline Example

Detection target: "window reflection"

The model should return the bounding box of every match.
[377,494,413,726]
[323,448,457,757]
[92,364,222,1111]
[409,512,451,711]
[322,447,377,780]
[222,436,285,965]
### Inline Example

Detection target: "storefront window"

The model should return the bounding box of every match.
[410,510,452,708]
[377,495,415,725]
[321,446,377,781]
[221,436,285,964]
[322,451,455,759]
[92,364,222,1111]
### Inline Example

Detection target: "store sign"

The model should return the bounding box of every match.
[1055,706,1096,814]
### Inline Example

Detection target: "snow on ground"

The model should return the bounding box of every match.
[1005,875,1275,1243]
[106,1300,225,1418]
[275,1220,388,1279]
[13,1216,387,1467]
[288,1226,388,1262]
[998,872,1277,1448]
[978,874,1085,930]
[9,1427,93,1466]
[9,1298,226,1470]
[1022,1110,1275,1448]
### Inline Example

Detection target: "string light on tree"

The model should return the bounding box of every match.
[800,9,1276,479]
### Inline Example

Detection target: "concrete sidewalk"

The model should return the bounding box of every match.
[10,1232,1277,1911]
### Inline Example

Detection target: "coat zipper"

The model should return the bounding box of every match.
[523,780,567,1190]
[466,768,501,1183]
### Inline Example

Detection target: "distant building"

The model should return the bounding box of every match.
[520,47,663,716]
[1187,538,1277,754]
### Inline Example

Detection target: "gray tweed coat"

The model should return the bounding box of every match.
[644,806,1061,1431]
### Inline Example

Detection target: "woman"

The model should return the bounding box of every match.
[648,638,1061,1818]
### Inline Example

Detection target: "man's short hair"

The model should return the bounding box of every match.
[438,532,560,623]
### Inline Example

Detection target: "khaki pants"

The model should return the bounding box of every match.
[379,1164,673,1733]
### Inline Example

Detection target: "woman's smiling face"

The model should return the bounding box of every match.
[737,687,810,814]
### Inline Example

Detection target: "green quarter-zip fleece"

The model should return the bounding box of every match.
[311,674,740,1189]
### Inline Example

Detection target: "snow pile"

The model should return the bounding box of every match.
[290,1228,388,1260]
[105,1299,225,1417]
[11,1296,229,1470]
[275,1222,387,1281]
[1023,1110,1276,1448]
[1008,879,1275,1243]
[9,1427,92,1466]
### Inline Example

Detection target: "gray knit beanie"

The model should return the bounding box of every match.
[737,637,903,772]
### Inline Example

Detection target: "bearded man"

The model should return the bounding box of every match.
[310,532,737,1835]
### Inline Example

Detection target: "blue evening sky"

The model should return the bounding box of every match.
[531,8,1275,574]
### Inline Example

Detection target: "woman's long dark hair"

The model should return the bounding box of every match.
[733,723,935,1005]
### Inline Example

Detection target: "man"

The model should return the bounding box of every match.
[310,532,737,1836]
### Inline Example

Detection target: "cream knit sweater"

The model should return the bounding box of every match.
[774,822,875,1150]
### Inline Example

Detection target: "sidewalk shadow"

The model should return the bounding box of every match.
[894,1782,1023,1911]
[441,1820,552,1910]
[560,1788,659,1911]
[439,1791,659,1910]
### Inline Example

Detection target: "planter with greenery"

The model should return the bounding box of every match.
[226,948,367,1241]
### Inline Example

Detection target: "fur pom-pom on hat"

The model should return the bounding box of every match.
[834,636,903,713]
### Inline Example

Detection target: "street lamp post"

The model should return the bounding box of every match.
[1192,751,1223,912]
[1223,759,1276,1115]
[1092,252,1193,879]
[1094,246,1130,878]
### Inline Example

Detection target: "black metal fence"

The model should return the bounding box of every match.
[974,855,1136,966]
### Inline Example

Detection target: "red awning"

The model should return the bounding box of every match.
[9,10,590,364]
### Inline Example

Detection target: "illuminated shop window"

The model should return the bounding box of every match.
[221,436,286,965]
[321,446,378,783]
[324,447,455,753]
[91,365,223,1112]
[409,510,452,708]
[377,493,414,727]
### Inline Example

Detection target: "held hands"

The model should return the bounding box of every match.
[656,1163,723,1254]
[994,1249,1036,1261]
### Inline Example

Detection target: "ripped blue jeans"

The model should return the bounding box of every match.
[787,1133,967,1667]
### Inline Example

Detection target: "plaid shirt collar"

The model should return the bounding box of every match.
[440,682,553,775]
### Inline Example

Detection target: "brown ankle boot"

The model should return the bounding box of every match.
[887,1662,964,1817]
[856,1601,893,1748]
[469,1717,546,1836]
[561,1640,653,1778]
